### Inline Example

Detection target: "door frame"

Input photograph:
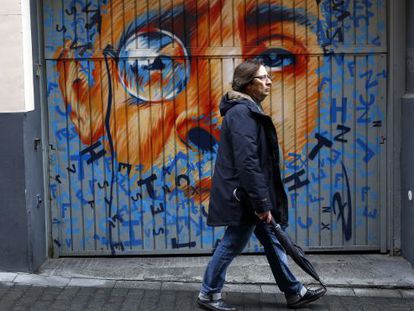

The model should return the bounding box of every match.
[386,0,405,255]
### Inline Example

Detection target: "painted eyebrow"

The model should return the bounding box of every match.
[118,6,184,49]
[246,4,317,30]
[118,5,192,50]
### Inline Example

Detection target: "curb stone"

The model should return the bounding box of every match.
[1,277,414,299]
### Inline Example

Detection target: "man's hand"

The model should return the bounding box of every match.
[255,210,272,223]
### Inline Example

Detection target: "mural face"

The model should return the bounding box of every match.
[45,0,387,254]
[55,0,320,200]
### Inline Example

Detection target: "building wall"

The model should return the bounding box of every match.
[0,0,34,113]
[0,111,45,272]
[0,115,30,271]
[0,0,46,272]
[401,0,414,265]
[401,96,414,265]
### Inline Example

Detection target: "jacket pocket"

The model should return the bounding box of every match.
[232,187,254,211]
[232,187,242,202]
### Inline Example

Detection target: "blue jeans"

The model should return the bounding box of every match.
[200,222,302,296]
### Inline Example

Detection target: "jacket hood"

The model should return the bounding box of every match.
[219,91,259,116]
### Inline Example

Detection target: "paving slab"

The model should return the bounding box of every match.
[67,278,115,288]
[224,283,262,293]
[354,288,403,298]
[114,280,162,290]
[0,272,17,282]
[400,289,414,298]
[14,274,70,287]
[324,287,355,296]
[260,284,279,294]
[161,281,200,292]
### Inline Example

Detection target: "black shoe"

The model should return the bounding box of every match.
[287,287,326,309]
[197,297,237,311]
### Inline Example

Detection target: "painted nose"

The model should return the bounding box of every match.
[187,126,217,152]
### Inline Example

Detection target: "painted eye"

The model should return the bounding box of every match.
[117,29,190,102]
[256,48,295,72]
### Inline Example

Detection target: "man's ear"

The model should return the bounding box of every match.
[55,40,105,145]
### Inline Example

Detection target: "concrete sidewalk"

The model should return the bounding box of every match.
[1,284,414,311]
[1,254,414,298]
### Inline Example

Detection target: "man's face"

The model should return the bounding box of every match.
[56,0,322,202]
[245,65,272,103]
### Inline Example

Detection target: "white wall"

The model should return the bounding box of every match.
[0,0,34,113]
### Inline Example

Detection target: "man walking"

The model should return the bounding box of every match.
[197,59,326,311]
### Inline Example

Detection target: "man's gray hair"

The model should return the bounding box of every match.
[232,59,263,92]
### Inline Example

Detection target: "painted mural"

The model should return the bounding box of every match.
[44,0,387,255]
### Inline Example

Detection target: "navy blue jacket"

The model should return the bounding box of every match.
[207,91,288,227]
